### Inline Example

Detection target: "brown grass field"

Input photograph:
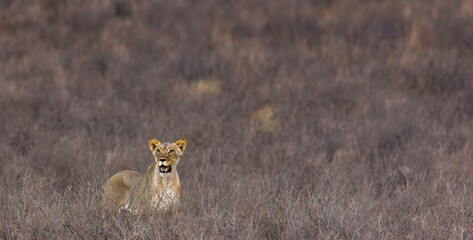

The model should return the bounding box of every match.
[1,0,473,239]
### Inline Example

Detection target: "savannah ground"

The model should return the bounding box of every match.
[1,0,473,239]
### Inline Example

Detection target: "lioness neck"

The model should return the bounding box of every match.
[150,163,180,190]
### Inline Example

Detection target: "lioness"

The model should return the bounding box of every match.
[104,138,187,214]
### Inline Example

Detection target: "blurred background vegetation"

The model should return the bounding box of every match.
[1,0,473,238]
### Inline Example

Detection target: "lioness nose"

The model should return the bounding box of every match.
[159,158,166,162]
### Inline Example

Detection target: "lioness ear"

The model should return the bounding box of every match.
[175,138,187,152]
[148,139,161,152]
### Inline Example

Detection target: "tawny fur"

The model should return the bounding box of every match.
[103,138,187,214]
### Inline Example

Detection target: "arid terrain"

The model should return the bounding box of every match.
[1,0,473,239]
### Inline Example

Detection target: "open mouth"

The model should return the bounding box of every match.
[159,165,172,173]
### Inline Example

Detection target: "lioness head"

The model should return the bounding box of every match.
[148,138,187,175]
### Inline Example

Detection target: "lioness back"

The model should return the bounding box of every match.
[103,138,187,214]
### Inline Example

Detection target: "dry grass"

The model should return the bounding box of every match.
[1,0,473,239]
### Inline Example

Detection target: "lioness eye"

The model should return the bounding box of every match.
[169,149,175,154]
[156,149,160,154]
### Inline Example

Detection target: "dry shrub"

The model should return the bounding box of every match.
[1,0,473,239]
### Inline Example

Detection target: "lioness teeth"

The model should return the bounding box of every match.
[159,166,171,173]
